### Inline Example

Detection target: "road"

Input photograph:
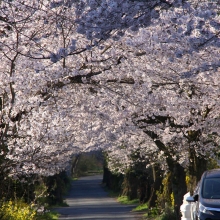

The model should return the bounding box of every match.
[54,175,144,220]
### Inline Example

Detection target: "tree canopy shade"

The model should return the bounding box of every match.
[0,0,220,179]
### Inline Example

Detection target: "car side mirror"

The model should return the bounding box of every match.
[186,194,198,202]
[186,196,195,202]
[193,194,198,201]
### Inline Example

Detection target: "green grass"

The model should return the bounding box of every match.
[49,200,69,208]
[136,207,176,220]
[133,202,148,212]
[49,212,59,219]
[117,196,139,205]
[36,211,59,220]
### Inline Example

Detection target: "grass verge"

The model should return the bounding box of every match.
[117,196,139,205]
[37,211,59,220]
[133,203,148,212]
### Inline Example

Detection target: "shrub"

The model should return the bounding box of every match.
[0,199,36,220]
[158,207,176,220]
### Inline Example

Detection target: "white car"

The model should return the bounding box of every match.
[186,169,220,220]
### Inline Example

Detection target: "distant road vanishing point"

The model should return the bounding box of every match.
[55,175,143,220]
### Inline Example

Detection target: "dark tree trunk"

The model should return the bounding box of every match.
[102,166,123,192]
[147,164,163,207]
[71,154,80,177]
[146,139,187,219]
[121,171,139,200]
[188,149,208,193]
[170,162,187,220]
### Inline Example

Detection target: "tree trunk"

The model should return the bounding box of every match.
[171,163,187,220]
[188,149,208,193]
[121,170,139,200]
[71,154,80,177]
[147,164,163,207]
[102,166,123,192]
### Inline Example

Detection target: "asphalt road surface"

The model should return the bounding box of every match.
[55,175,144,220]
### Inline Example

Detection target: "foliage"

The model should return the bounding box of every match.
[36,211,59,220]
[0,0,219,179]
[0,171,70,220]
[155,206,176,220]
[141,206,175,220]
[0,172,70,220]
[133,202,148,212]
[156,173,173,210]
[0,199,59,220]
[144,207,161,218]
[117,196,139,205]
[185,175,190,188]
[73,152,103,177]
[0,199,36,220]
[44,171,71,206]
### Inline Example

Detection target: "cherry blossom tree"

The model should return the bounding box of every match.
[0,0,173,177]
[0,0,220,216]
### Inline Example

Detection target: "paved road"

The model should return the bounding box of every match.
[55,175,143,220]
